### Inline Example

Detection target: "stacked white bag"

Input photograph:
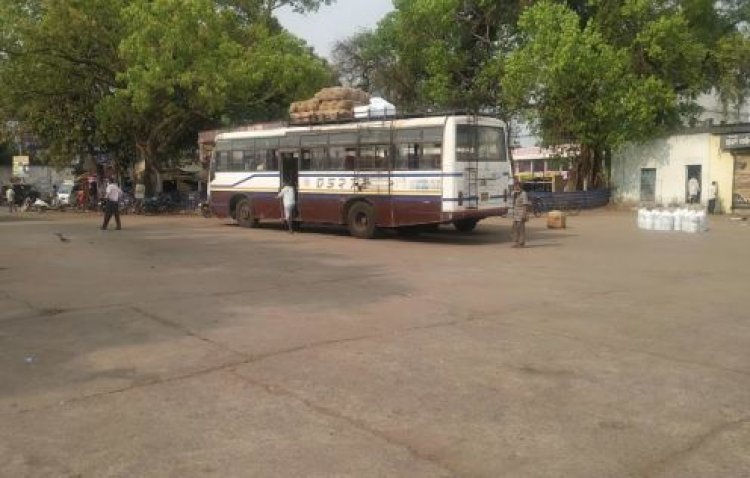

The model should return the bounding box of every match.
[637,208,707,233]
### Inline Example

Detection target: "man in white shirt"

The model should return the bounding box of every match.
[708,181,718,214]
[276,182,296,233]
[101,179,122,230]
[688,176,700,204]
[6,186,17,213]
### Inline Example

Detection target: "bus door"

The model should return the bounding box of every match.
[279,149,300,220]
[458,123,480,209]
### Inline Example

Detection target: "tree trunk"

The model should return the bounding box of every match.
[136,142,160,197]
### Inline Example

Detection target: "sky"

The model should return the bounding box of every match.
[276,0,394,60]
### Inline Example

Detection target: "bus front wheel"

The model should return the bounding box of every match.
[453,218,478,232]
[236,199,259,228]
[347,202,376,239]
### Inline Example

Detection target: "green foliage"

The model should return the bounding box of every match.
[715,32,750,118]
[0,0,123,168]
[333,0,523,113]
[504,1,680,187]
[0,0,333,172]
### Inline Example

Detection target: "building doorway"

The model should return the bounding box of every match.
[640,168,656,203]
[686,165,702,203]
[733,155,750,208]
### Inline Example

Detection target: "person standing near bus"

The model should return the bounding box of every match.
[101,179,122,230]
[511,182,529,248]
[6,186,17,213]
[277,181,296,233]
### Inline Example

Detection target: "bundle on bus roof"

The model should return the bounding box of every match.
[289,87,370,124]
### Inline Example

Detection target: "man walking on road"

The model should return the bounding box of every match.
[101,179,122,230]
[511,181,530,248]
[6,186,17,213]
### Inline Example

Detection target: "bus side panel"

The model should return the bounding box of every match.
[209,190,233,218]
[298,193,345,224]
[392,195,442,226]
[373,196,395,227]
[251,192,283,220]
[299,194,396,226]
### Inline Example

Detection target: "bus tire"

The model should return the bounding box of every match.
[236,199,259,228]
[453,218,478,232]
[347,202,376,239]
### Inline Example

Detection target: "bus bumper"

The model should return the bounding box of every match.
[441,208,508,223]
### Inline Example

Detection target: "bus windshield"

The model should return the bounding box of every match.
[456,125,507,162]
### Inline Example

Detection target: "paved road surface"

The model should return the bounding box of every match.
[1,210,748,477]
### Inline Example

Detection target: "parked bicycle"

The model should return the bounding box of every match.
[530,195,582,217]
[532,196,545,217]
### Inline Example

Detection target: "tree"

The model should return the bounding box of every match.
[102,0,331,192]
[332,0,524,114]
[504,1,680,188]
[0,0,333,186]
[715,32,750,120]
[0,0,124,169]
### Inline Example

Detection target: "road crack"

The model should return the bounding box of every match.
[638,417,750,477]
[228,370,457,477]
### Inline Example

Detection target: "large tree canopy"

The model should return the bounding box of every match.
[333,0,525,114]
[0,0,333,175]
[333,0,750,189]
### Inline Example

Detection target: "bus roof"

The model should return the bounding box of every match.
[215,115,504,142]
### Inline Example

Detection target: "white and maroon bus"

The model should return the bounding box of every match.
[208,114,512,238]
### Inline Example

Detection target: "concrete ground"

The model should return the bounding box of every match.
[0,208,748,477]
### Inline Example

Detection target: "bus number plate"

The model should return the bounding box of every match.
[481,192,489,202]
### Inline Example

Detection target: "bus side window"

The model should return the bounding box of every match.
[394,143,418,170]
[301,150,312,171]
[423,143,442,169]
[307,148,328,170]
[344,148,356,170]
[327,146,342,170]
[358,144,389,171]
[264,150,279,171]
[230,151,244,171]
[245,150,264,171]
[215,151,230,171]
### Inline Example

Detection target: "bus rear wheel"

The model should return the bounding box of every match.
[453,218,478,232]
[236,199,259,228]
[347,202,376,239]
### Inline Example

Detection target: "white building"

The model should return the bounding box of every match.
[612,133,710,206]
[612,124,750,213]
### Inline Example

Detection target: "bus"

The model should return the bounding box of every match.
[208,114,512,238]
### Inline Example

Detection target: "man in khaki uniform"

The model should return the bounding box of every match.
[511,182,530,248]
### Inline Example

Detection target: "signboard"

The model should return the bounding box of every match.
[12,156,30,177]
[721,133,750,150]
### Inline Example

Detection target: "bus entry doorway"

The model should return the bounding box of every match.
[280,150,300,220]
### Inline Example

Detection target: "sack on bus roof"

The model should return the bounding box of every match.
[314,87,369,104]
[289,98,321,114]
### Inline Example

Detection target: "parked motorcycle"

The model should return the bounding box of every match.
[143,194,181,214]
[199,200,212,218]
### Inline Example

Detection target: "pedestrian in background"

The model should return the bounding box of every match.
[708,181,718,214]
[688,176,700,204]
[101,179,122,230]
[277,181,296,233]
[511,182,529,248]
[6,186,17,213]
